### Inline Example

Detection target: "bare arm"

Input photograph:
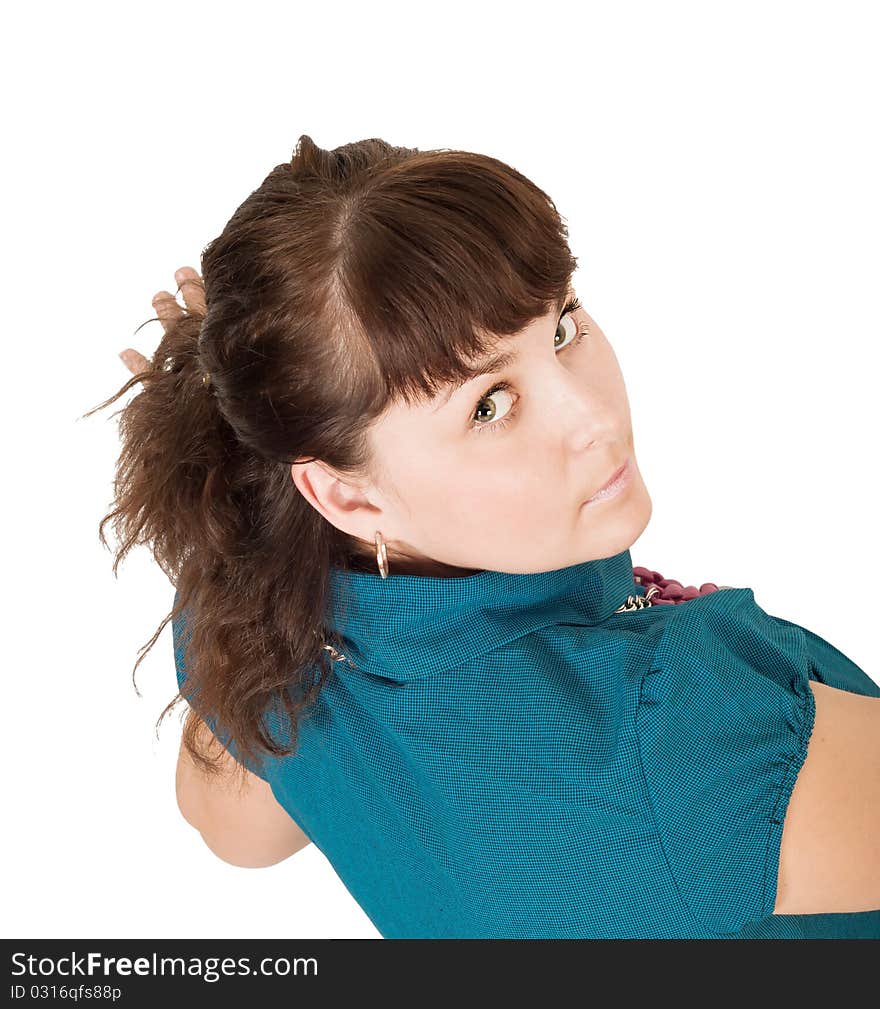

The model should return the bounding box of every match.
[773,679,880,914]
[176,712,311,869]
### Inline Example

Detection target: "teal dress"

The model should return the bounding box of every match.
[172,549,880,938]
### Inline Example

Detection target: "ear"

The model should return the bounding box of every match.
[289,458,383,538]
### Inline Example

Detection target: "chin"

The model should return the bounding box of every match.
[583,481,653,560]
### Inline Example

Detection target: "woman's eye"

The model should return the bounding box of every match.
[554,311,582,351]
[472,381,516,434]
[553,295,585,352]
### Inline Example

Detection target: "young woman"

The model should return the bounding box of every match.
[97,134,880,939]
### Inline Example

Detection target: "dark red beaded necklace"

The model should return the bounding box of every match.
[615,565,733,611]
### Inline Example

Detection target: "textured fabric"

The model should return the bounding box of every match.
[172,549,880,938]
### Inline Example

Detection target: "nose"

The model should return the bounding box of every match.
[562,383,618,454]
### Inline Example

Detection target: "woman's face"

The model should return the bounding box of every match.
[293,293,652,576]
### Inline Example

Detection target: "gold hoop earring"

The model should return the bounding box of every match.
[375,530,389,579]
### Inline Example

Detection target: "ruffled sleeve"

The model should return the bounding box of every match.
[635,585,846,935]
[171,588,273,782]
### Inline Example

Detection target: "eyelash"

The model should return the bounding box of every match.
[470,296,585,437]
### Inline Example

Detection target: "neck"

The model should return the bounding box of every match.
[346,537,482,579]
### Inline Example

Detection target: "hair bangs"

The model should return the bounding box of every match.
[328,150,580,410]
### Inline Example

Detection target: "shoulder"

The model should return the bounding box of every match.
[634,585,879,933]
[773,678,880,914]
[178,712,312,868]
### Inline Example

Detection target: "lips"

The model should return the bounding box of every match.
[594,460,627,495]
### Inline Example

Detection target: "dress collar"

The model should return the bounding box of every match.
[327,548,640,681]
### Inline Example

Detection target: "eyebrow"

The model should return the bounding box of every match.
[432,289,572,413]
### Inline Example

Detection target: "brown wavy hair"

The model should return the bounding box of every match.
[87,134,579,782]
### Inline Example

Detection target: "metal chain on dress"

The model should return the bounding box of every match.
[322,642,347,662]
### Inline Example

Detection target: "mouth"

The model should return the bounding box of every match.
[584,457,632,505]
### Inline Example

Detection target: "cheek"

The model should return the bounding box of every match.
[572,336,628,413]
[432,453,559,529]
[594,338,627,394]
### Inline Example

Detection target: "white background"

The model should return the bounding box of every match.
[3,0,878,939]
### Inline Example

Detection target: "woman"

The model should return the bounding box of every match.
[96,135,880,939]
